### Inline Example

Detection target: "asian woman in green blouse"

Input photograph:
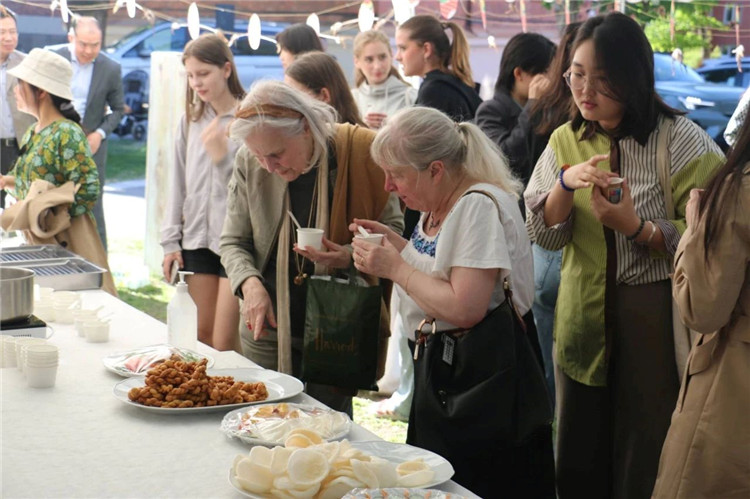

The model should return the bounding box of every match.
[524,13,724,499]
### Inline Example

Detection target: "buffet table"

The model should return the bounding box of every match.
[0,290,477,498]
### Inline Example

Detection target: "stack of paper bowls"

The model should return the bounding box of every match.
[24,343,59,388]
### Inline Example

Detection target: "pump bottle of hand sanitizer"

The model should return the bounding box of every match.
[167,271,197,350]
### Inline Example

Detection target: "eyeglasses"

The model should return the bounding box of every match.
[563,70,609,92]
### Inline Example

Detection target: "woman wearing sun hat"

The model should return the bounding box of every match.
[0,48,116,294]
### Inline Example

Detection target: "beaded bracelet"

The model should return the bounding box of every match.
[626,217,646,241]
[559,169,575,192]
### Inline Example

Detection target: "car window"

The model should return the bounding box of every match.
[124,27,173,57]
[107,25,151,52]
[654,56,705,83]
[701,68,738,86]
[233,37,278,57]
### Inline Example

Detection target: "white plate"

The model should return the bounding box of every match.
[102,344,214,377]
[113,368,304,413]
[228,440,455,498]
[220,403,352,446]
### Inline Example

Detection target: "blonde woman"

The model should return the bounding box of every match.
[352,107,552,497]
[351,30,416,130]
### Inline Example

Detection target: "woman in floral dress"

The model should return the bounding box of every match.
[0,49,115,294]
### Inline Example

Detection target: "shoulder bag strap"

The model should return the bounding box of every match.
[461,189,528,333]
[656,117,675,219]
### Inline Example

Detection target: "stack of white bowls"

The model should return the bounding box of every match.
[33,286,56,322]
[1,336,17,368]
[73,309,99,337]
[14,337,47,372]
[51,291,80,324]
[82,320,110,343]
[24,343,59,388]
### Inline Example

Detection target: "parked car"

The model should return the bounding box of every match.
[696,56,750,88]
[103,21,286,138]
[654,53,745,150]
[106,21,286,88]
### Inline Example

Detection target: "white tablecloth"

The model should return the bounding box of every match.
[1,290,477,498]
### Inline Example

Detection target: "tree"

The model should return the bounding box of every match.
[644,7,726,54]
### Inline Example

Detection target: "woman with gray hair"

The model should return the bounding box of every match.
[219,80,403,415]
[351,106,552,496]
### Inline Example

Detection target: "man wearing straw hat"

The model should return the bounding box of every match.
[0,6,35,209]
[56,16,124,252]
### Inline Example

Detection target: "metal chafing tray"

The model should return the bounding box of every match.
[0,245,78,263]
[0,245,105,290]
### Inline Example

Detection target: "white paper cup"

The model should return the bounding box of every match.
[354,233,385,245]
[15,338,46,372]
[26,365,58,388]
[34,301,55,322]
[297,228,324,251]
[73,310,99,337]
[83,321,110,343]
[52,305,76,324]
[24,344,59,363]
[2,336,18,368]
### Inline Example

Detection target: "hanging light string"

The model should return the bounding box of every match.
[1,0,745,49]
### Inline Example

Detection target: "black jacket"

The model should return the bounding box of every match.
[416,70,482,122]
[474,89,544,187]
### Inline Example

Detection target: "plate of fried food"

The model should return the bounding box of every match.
[221,403,352,446]
[229,438,454,498]
[112,358,304,413]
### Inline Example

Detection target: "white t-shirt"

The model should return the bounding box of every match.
[396,183,534,340]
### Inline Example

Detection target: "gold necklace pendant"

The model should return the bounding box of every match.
[294,273,308,286]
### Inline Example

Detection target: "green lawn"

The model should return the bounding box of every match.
[107,138,147,183]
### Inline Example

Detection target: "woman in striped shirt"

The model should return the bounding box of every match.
[524,13,724,499]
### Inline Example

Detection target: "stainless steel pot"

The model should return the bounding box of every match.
[1,267,34,323]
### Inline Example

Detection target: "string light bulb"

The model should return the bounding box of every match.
[358,0,375,32]
[248,13,261,50]
[392,0,413,24]
[126,0,137,18]
[187,2,200,40]
[306,13,320,35]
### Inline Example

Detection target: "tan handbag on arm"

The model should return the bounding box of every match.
[656,118,697,383]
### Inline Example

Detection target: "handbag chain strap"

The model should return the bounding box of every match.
[413,189,527,360]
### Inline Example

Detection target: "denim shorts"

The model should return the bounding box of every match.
[181,248,227,278]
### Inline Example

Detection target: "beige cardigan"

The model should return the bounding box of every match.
[652,166,750,498]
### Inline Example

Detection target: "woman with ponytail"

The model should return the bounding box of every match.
[395,15,481,122]
[350,106,553,497]
[0,49,116,294]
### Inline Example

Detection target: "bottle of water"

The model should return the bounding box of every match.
[167,271,197,350]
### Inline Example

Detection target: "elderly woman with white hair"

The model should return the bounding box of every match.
[219,80,403,415]
[350,106,553,497]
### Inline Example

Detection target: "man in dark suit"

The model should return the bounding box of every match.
[56,16,124,251]
[1,6,35,208]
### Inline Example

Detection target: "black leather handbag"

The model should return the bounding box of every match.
[407,191,555,498]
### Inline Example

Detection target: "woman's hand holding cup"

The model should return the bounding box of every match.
[294,237,352,269]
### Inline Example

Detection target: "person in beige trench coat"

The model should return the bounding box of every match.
[652,126,750,498]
